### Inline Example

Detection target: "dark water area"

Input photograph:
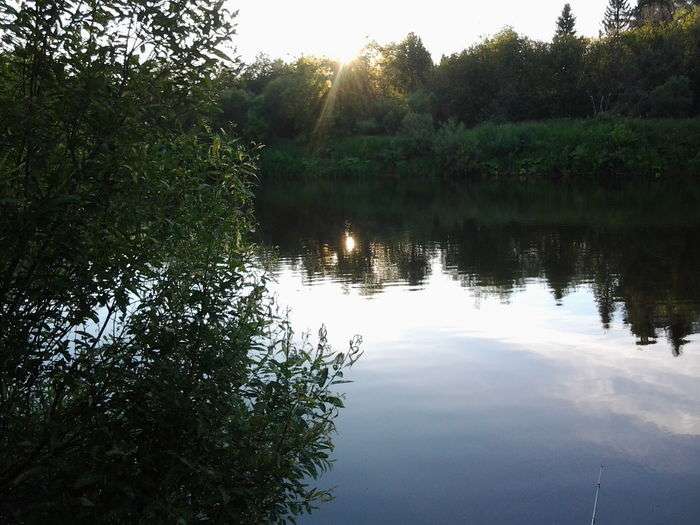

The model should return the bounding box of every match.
[255,179,700,524]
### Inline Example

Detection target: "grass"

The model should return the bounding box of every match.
[260,118,700,179]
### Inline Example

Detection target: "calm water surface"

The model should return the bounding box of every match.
[256,179,700,524]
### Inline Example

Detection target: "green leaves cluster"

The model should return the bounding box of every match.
[214,33,434,141]
[241,325,362,522]
[0,1,359,522]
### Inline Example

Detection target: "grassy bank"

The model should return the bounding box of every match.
[260,118,700,179]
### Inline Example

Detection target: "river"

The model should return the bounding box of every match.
[256,178,700,524]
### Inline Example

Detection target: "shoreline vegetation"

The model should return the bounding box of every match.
[217,3,700,180]
[261,118,700,179]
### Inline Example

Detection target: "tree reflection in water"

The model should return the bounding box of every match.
[257,179,700,354]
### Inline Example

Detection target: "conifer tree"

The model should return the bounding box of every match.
[555,3,578,38]
[632,0,679,26]
[603,0,632,35]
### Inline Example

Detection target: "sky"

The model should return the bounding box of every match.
[229,0,612,63]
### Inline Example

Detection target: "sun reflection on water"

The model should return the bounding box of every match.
[344,232,356,253]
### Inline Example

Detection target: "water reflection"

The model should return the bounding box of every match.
[257,180,700,353]
[275,234,433,296]
[256,178,700,524]
[343,232,356,253]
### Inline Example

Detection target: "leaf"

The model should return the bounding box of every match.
[325,396,344,408]
[317,367,328,386]
[211,48,232,62]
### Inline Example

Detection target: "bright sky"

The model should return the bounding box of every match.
[229,0,611,63]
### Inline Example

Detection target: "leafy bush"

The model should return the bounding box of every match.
[0,2,359,522]
[260,119,700,179]
[400,111,435,154]
[356,118,382,135]
[644,76,694,117]
[219,87,251,130]
[432,119,475,177]
[372,97,409,134]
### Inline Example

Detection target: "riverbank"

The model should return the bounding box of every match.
[260,118,700,179]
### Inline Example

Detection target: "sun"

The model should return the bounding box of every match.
[331,33,368,65]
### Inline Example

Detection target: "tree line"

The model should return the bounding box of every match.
[217,1,700,141]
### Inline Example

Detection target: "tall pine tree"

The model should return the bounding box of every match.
[632,0,678,26]
[603,0,632,36]
[555,3,577,39]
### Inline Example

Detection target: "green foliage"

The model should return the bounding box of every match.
[219,87,252,131]
[243,7,700,180]
[0,1,359,521]
[432,119,475,177]
[261,57,336,138]
[644,75,694,116]
[407,89,435,114]
[239,53,291,94]
[556,3,578,39]
[634,0,680,26]
[372,96,409,134]
[374,32,434,94]
[549,33,589,117]
[219,6,699,141]
[400,112,435,153]
[321,54,383,135]
[603,0,633,36]
[262,119,700,180]
[434,29,550,124]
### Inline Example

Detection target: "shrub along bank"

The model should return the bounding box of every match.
[260,118,700,179]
